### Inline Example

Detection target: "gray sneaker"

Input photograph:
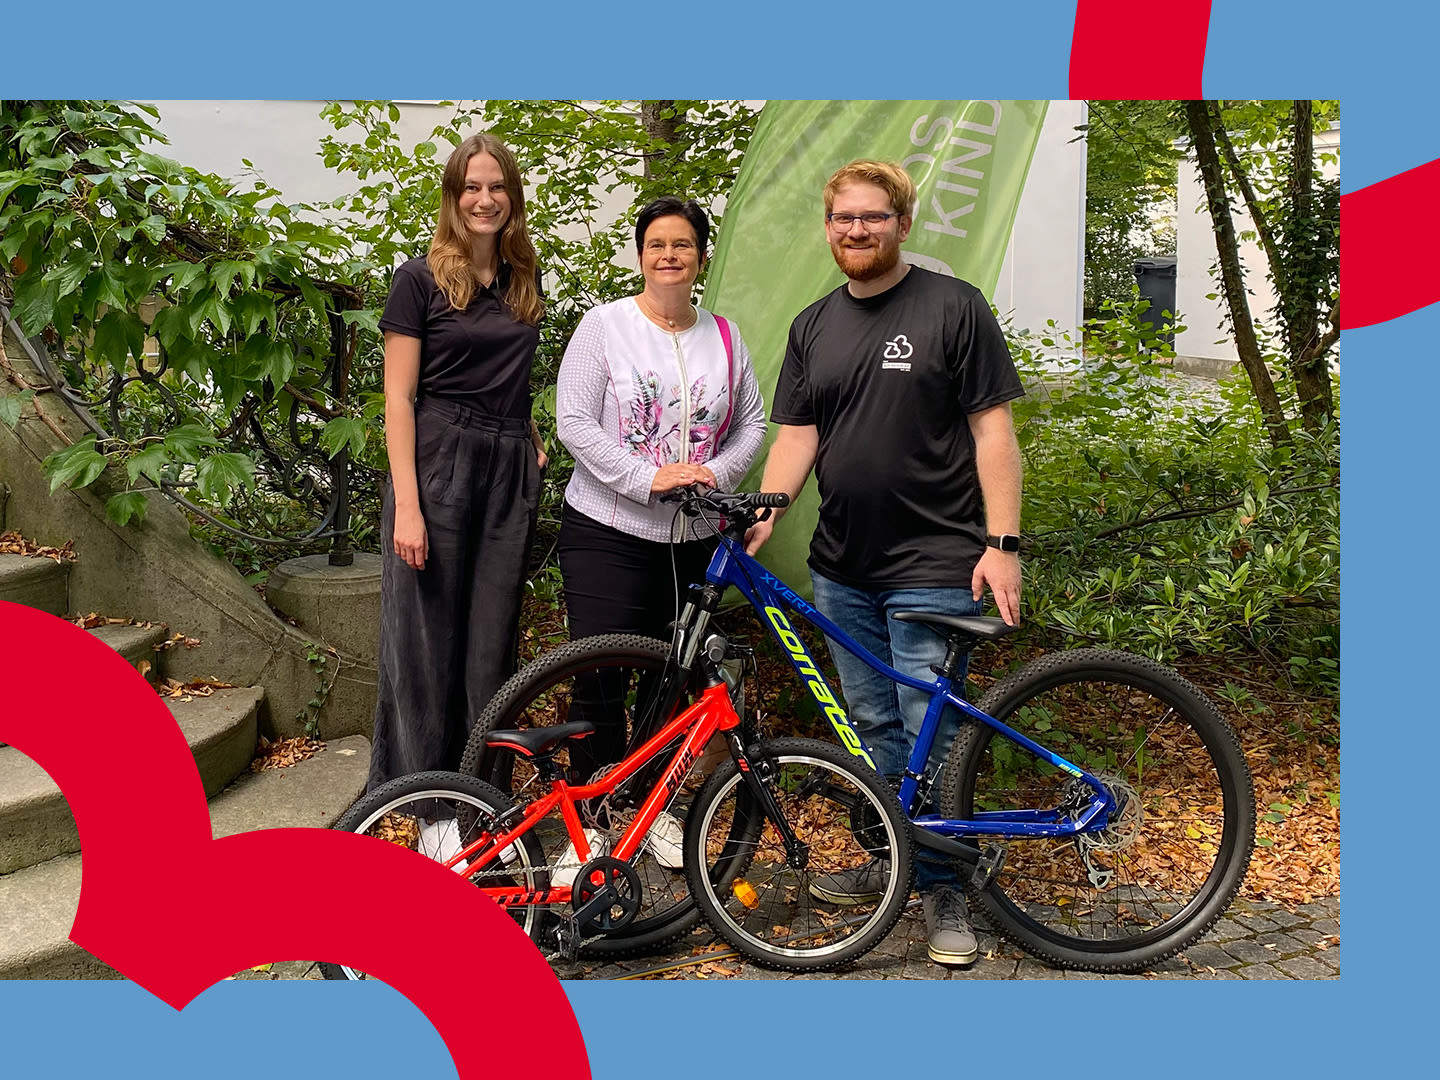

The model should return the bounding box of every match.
[807,857,889,905]
[922,886,978,966]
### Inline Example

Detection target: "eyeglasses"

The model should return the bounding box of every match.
[826,212,900,230]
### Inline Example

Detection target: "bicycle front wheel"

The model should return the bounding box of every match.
[318,771,548,982]
[939,649,1255,972]
[685,737,915,973]
[459,635,718,959]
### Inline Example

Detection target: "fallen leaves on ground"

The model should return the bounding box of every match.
[72,612,159,630]
[250,736,326,771]
[159,676,238,702]
[655,948,742,979]
[154,631,203,651]
[722,607,1340,911]
[0,530,76,563]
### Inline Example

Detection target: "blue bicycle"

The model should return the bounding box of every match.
[462,488,1256,972]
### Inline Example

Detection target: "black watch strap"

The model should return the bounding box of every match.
[986,533,1021,553]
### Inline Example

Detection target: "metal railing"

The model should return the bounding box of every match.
[1,294,370,566]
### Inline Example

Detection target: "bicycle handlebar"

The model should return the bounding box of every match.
[660,487,791,534]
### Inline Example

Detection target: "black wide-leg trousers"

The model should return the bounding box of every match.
[368,397,540,790]
[557,503,716,780]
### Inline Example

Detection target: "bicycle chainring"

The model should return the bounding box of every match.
[572,855,643,934]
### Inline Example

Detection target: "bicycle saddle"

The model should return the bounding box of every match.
[890,613,1019,640]
[484,720,596,757]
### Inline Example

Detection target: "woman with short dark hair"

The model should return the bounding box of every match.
[553,196,765,861]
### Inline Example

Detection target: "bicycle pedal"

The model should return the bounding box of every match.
[969,844,1006,892]
[548,918,582,963]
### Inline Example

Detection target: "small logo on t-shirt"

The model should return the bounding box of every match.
[882,334,913,371]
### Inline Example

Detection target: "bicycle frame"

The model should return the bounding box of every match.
[702,533,1119,839]
[449,682,742,914]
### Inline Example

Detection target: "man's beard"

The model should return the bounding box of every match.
[831,239,901,282]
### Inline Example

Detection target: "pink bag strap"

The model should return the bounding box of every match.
[713,314,736,447]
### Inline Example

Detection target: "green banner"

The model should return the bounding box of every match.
[703,100,1049,598]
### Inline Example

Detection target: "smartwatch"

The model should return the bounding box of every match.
[986,533,1021,553]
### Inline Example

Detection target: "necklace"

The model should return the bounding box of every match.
[637,293,696,331]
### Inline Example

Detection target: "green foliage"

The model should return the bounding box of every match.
[0,99,382,542]
[317,99,758,563]
[43,435,108,493]
[1077,102,1184,318]
[2,98,757,581]
[1008,299,1338,693]
[105,491,149,526]
[320,416,367,459]
[0,388,34,429]
[296,642,337,738]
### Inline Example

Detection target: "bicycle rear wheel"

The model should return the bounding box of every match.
[459,635,724,959]
[685,737,915,972]
[939,649,1255,972]
[318,771,548,981]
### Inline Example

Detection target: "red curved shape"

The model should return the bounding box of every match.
[0,600,589,1080]
[1340,158,1440,328]
[1070,0,1212,99]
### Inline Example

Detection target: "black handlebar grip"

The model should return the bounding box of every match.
[755,492,791,508]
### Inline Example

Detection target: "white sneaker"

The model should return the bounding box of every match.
[418,817,518,874]
[418,818,467,873]
[551,828,610,889]
[644,810,685,870]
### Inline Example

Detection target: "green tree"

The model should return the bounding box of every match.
[1077,101,1184,319]
[2,99,759,567]
[0,99,380,553]
[1183,100,1340,442]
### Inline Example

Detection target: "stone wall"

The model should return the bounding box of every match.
[1,320,378,740]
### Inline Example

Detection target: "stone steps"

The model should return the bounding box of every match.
[0,553,68,617]
[0,687,262,874]
[83,621,170,684]
[0,734,370,980]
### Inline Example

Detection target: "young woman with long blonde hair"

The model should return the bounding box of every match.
[369,133,547,865]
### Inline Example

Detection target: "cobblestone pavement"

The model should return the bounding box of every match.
[240,895,1338,983]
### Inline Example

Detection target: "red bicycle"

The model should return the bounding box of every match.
[321,642,914,976]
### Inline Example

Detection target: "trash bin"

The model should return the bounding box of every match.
[1133,257,1177,348]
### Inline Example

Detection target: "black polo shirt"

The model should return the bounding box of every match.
[378,257,539,419]
[771,266,1024,590]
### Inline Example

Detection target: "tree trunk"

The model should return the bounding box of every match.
[1286,100,1335,432]
[641,101,684,180]
[1184,100,1291,448]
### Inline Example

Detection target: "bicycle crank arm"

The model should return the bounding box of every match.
[570,886,623,930]
[912,827,1006,892]
[912,825,985,865]
[727,732,810,870]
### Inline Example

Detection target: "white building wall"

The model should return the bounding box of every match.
[150,100,457,206]
[994,100,1086,344]
[1175,124,1340,365]
[147,100,1084,337]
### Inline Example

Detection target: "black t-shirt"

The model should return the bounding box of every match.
[378,257,540,418]
[771,266,1024,589]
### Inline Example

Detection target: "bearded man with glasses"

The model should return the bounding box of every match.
[745,158,1025,969]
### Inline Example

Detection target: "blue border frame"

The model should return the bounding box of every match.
[4,0,1424,1075]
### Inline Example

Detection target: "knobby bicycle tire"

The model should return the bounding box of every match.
[939,648,1255,972]
[684,737,915,973]
[318,770,549,982]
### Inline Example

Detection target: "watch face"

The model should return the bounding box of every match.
[991,534,1020,552]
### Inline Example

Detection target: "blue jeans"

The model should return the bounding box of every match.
[810,570,983,893]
